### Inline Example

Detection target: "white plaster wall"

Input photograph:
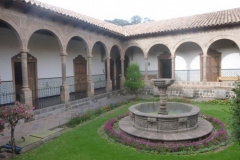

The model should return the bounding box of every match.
[66,39,88,77]
[127,47,144,71]
[148,45,170,71]
[28,33,61,79]
[175,42,202,70]
[92,44,105,75]
[0,28,19,81]
[210,40,240,69]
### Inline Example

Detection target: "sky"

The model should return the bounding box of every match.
[38,0,240,21]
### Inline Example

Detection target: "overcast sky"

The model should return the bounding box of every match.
[38,0,240,21]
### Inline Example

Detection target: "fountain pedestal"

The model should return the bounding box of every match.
[150,79,175,115]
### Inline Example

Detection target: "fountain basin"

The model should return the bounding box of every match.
[129,102,200,133]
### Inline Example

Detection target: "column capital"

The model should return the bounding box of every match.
[60,52,67,56]
[202,55,208,58]
[105,56,111,60]
[20,49,29,53]
[171,56,176,59]
[120,58,125,61]
[87,55,93,58]
[144,57,148,60]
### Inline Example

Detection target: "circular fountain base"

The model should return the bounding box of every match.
[118,102,214,142]
[119,116,213,142]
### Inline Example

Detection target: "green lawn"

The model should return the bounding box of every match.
[13,101,240,160]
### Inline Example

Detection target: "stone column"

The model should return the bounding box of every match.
[60,53,70,103]
[106,56,112,92]
[120,58,125,89]
[202,55,207,82]
[20,50,32,106]
[171,56,175,79]
[144,57,148,81]
[87,54,94,96]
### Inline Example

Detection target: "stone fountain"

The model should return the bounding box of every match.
[150,79,175,115]
[119,79,214,142]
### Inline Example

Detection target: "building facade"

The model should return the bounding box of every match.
[0,0,240,108]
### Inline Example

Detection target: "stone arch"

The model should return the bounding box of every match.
[206,35,240,51]
[26,27,64,53]
[0,16,24,49]
[66,35,90,55]
[91,41,108,57]
[146,41,170,57]
[110,44,122,56]
[123,45,145,58]
[173,39,204,55]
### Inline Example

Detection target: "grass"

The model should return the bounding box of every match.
[12,101,240,160]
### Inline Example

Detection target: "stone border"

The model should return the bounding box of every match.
[119,117,213,142]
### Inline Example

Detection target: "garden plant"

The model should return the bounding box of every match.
[0,102,34,155]
[124,63,145,98]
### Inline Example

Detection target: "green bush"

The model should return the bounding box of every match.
[124,63,145,98]
[229,77,240,144]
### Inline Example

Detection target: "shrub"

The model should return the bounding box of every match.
[124,63,145,98]
[229,77,240,144]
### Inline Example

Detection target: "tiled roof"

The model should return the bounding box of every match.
[19,0,125,35]
[124,7,240,36]
[18,0,240,37]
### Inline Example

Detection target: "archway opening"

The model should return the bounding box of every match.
[175,42,202,82]
[148,44,171,79]
[206,39,240,82]
[67,36,88,100]
[92,42,107,95]
[125,46,144,79]
[0,20,21,106]
[28,29,61,109]
[110,45,121,90]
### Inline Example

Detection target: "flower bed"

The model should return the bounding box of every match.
[67,97,131,128]
[104,114,229,154]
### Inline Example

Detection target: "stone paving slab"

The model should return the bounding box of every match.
[15,136,41,148]
[30,130,57,139]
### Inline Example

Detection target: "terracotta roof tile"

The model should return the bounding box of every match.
[124,8,240,36]
[19,0,125,35]
[16,0,240,37]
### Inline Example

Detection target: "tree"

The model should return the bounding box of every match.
[124,63,145,98]
[143,17,154,23]
[105,16,154,26]
[0,102,34,155]
[105,19,131,26]
[229,77,240,144]
[130,15,142,24]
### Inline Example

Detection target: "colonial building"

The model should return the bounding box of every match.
[1,0,240,109]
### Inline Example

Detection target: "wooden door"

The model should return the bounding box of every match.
[74,55,87,92]
[12,53,37,102]
[206,55,220,82]
[201,49,221,82]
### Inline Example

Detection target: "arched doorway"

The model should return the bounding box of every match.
[158,51,172,78]
[11,53,37,102]
[204,39,240,82]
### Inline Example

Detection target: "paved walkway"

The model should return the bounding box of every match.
[0,109,74,146]
[0,94,134,146]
